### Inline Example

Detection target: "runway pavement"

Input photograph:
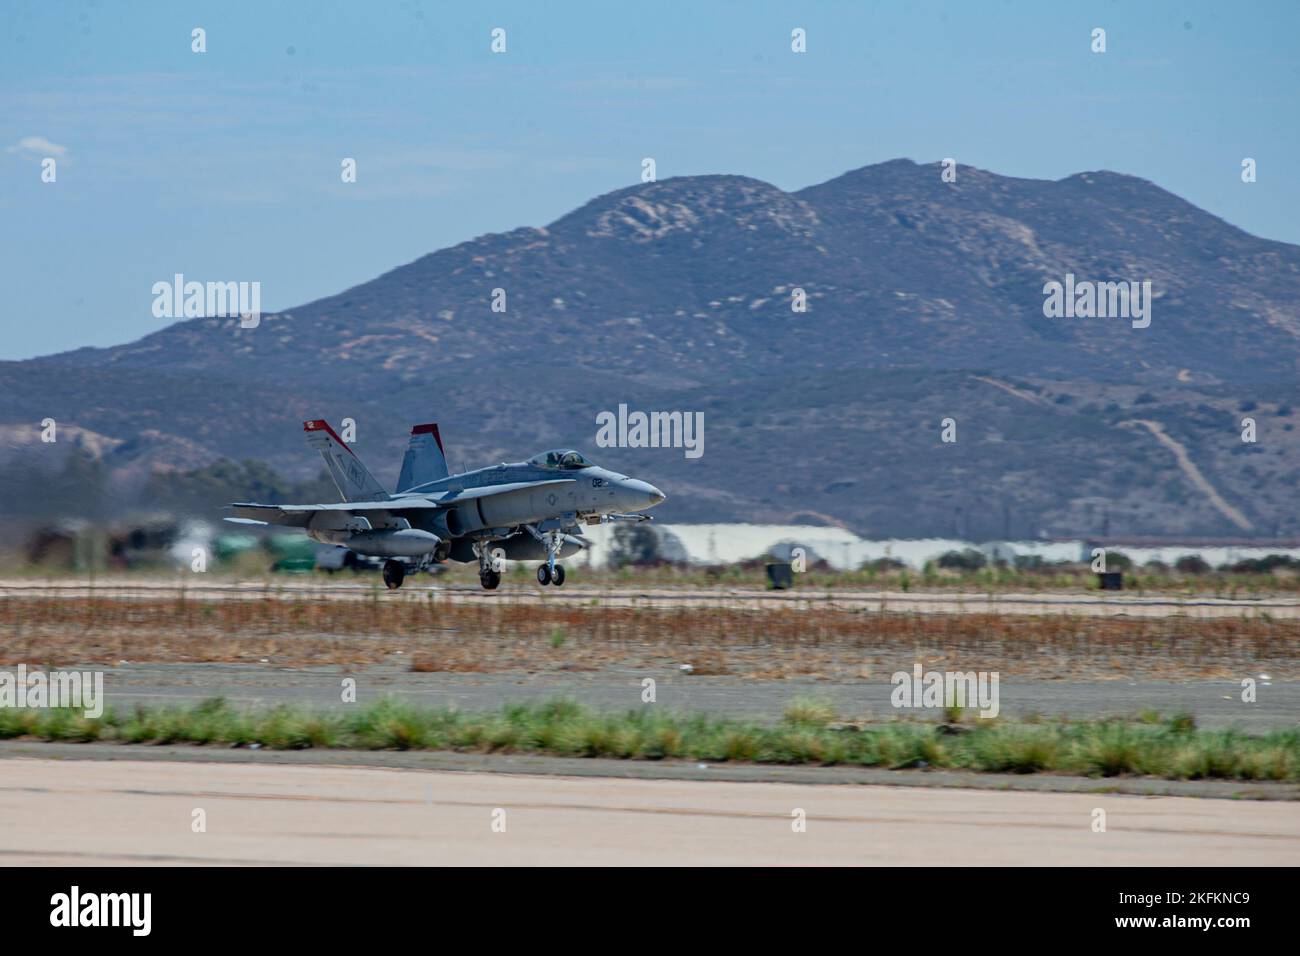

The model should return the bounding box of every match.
[3,576,1297,618]
[2,756,1296,865]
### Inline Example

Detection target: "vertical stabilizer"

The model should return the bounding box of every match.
[303,419,390,502]
[396,423,450,492]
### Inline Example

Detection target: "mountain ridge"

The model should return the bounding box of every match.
[3,158,1298,539]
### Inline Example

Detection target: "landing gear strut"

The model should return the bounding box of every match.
[535,529,566,587]
[382,559,406,590]
[475,541,502,591]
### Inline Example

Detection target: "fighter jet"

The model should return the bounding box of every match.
[226,420,666,589]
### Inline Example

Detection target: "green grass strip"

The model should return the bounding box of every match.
[1,698,1296,782]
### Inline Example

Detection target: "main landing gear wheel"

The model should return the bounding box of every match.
[475,541,504,590]
[382,560,406,590]
[536,563,565,586]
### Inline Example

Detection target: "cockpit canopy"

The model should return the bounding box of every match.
[528,449,593,470]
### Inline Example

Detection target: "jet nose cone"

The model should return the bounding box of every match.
[625,479,666,509]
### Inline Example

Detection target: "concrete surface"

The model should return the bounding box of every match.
[2,756,1296,865]
[4,741,1295,799]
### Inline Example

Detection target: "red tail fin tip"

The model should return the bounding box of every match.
[410,422,444,454]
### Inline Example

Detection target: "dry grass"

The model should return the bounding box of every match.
[0,592,1294,680]
[417,559,1300,595]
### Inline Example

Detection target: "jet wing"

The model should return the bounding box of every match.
[226,504,316,527]
[226,501,429,526]
[409,478,576,503]
[227,479,576,526]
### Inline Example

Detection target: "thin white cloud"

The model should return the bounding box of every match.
[6,135,68,160]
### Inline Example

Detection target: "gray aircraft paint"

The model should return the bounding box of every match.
[228,420,664,586]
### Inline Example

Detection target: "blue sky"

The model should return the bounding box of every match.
[2,0,1297,359]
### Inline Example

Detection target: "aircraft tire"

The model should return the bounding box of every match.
[536,565,551,586]
[480,569,501,590]
[552,564,565,586]
[382,560,406,590]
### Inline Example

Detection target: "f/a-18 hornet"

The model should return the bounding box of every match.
[227,420,666,589]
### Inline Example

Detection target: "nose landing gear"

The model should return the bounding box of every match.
[534,528,567,587]
[536,563,565,586]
